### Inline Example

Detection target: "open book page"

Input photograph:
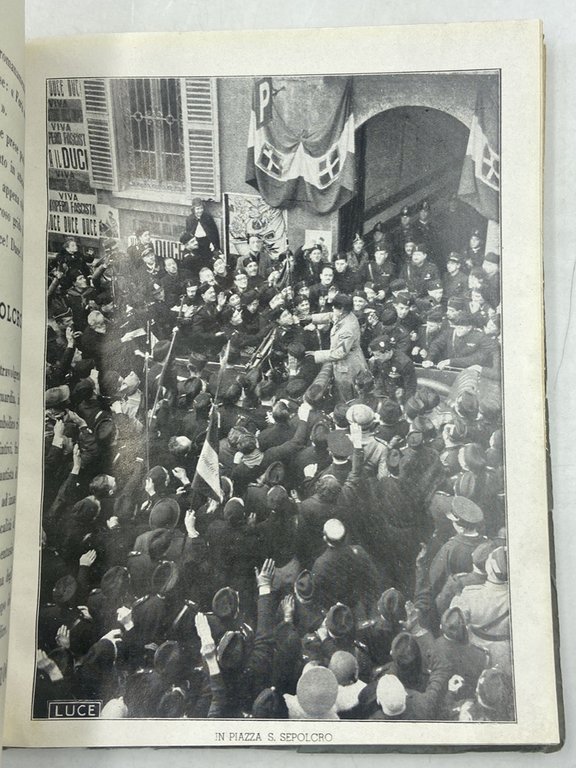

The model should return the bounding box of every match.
[5,21,560,748]
[0,0,24,751]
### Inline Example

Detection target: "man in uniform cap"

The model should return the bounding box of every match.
[318,430,354,485]
[413,200,441,271]
[412,305,444,365]
[428,497,486,597]
[387,289,422,342]
[464,228,485,270]
[424,310,493,370]
[443,252,468,300]
[392,205,414,264]
[400,241,440,298]
[368,333,417,402]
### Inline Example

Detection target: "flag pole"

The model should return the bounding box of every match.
[143,319,151,473]
[213,339,231,404]
[189,339,230,503]
[148,322,180,429]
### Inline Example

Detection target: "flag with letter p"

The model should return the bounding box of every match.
[458,79,500,222]
[191,405,222,502]
[246,77,356,214]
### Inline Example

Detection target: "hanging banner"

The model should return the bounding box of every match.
[246,77,356,214]
[458,79,500,222]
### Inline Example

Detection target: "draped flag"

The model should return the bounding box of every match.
[246,77,356,214]
[191,341,229,502]
[458,80,500,222]
[191,404,222,502]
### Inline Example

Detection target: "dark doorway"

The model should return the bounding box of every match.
[339,107,487,257]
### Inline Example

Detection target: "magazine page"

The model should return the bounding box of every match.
[0,0,24,752]
[5,21,560,749]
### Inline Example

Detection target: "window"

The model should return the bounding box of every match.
[116,78,185,193]
[84,77,220,200]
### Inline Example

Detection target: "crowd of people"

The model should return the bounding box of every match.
[38,195,512,722]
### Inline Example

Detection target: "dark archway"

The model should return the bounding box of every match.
[339,106,487,254]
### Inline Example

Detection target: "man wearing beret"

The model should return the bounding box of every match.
[305,294,368,402]
[423,311,493,370]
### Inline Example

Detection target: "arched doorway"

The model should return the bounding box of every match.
[339,106,487,256]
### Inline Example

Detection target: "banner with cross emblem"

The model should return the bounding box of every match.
[246,77,356,214]
[458,78,500,222]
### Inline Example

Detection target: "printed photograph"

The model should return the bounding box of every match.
[38,71,509,723]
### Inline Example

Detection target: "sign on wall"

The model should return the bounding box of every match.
[47,79,92,192]
[223,192,288,263]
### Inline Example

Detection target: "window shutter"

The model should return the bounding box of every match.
[83,79,118,190]
[182,78,220,199]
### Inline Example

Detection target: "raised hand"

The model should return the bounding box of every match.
[255,558,276,591]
